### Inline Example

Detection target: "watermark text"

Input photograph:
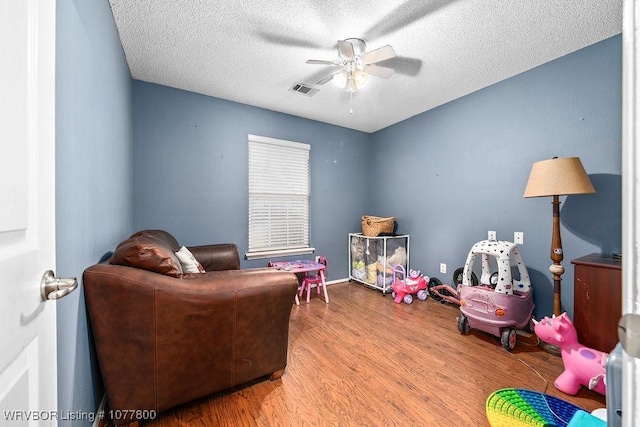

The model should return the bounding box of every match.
[3,409,156,422]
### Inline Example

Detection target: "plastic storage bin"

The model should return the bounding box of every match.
[349,233,409,294]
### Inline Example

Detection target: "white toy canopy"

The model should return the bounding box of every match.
[461,239,532,295]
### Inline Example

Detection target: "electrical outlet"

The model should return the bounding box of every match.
[514,232,524,244]
[440,263,446,274]
[315,256,320,262]
[488,230,497,240]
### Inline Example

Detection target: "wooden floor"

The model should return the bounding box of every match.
[143,281,605,426]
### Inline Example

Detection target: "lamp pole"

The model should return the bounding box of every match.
[524,156,595,318]
[549,194,564,316]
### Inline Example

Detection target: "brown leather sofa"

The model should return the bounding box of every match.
[83,230,298,425]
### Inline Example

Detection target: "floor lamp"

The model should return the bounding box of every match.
[523,157,595,317]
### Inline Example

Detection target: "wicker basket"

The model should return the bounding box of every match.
[361,215,396,237]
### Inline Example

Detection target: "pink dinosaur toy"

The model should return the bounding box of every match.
[533,313,607,396]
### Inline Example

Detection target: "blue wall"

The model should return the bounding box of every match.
[132,82,372,272]
[56,0,133,424]
[371,35,622,319]
[132,36,621,320]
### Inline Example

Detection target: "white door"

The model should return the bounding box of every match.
[623,1,640,425]
[0,0,58,425]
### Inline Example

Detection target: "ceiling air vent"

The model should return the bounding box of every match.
[289,83,318,97]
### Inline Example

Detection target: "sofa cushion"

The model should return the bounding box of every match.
[130,230,180,252]
[111,235,183,277]
[175,246,205,273]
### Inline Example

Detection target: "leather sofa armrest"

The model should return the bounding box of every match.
[187,243,240,271]
[83,264,298,422]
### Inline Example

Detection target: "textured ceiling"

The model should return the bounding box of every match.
[108,0,622,133]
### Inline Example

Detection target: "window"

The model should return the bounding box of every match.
[246,134,313,260]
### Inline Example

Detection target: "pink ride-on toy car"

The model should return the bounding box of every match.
[391,265,429,304]
[457,239,535,351]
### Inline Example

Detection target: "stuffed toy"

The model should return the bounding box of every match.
[376,246,407,275]
[365,263,377,284]
[350,236,366,280]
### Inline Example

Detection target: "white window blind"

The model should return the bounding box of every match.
[247,135,312,259]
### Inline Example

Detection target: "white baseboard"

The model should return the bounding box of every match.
[326,278,348,285]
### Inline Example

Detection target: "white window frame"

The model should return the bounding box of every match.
[246,134,314,260]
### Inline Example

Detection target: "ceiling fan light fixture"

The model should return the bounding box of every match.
[307,38,396,96]
[353,69,369,89]
[332,70,349,88]
[345,78,358,93]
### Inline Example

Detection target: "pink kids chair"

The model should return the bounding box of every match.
[299,256,329,304]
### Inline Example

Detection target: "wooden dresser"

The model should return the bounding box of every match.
[571,253,622,353]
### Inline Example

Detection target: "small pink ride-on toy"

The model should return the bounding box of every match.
[457,239,535,351]
[533,313,607,396]
[391,265,429,304]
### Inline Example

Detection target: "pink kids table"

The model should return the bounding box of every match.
[268,259,328,305]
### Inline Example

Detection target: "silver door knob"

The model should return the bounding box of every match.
[619,313,640,359]
[40,270,78,301]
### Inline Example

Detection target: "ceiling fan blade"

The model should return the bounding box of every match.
[337,40,355,59]
[306,59,340,66]
[316,72,339,85]
[361,45,396,65]
[364,64,394,79]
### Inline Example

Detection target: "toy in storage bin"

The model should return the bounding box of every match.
[457,239,535,351]
[349,233,409,294]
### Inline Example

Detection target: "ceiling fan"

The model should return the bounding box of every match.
[306,38,396,92]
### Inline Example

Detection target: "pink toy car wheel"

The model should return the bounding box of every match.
[417,290,428,301]
[403,294,413,304]
[457,314,470,335]
[501,327,517,351]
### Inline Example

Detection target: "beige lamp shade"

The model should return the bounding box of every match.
[523,157,595,198]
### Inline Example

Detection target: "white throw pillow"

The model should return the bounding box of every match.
[175,246,205,273]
